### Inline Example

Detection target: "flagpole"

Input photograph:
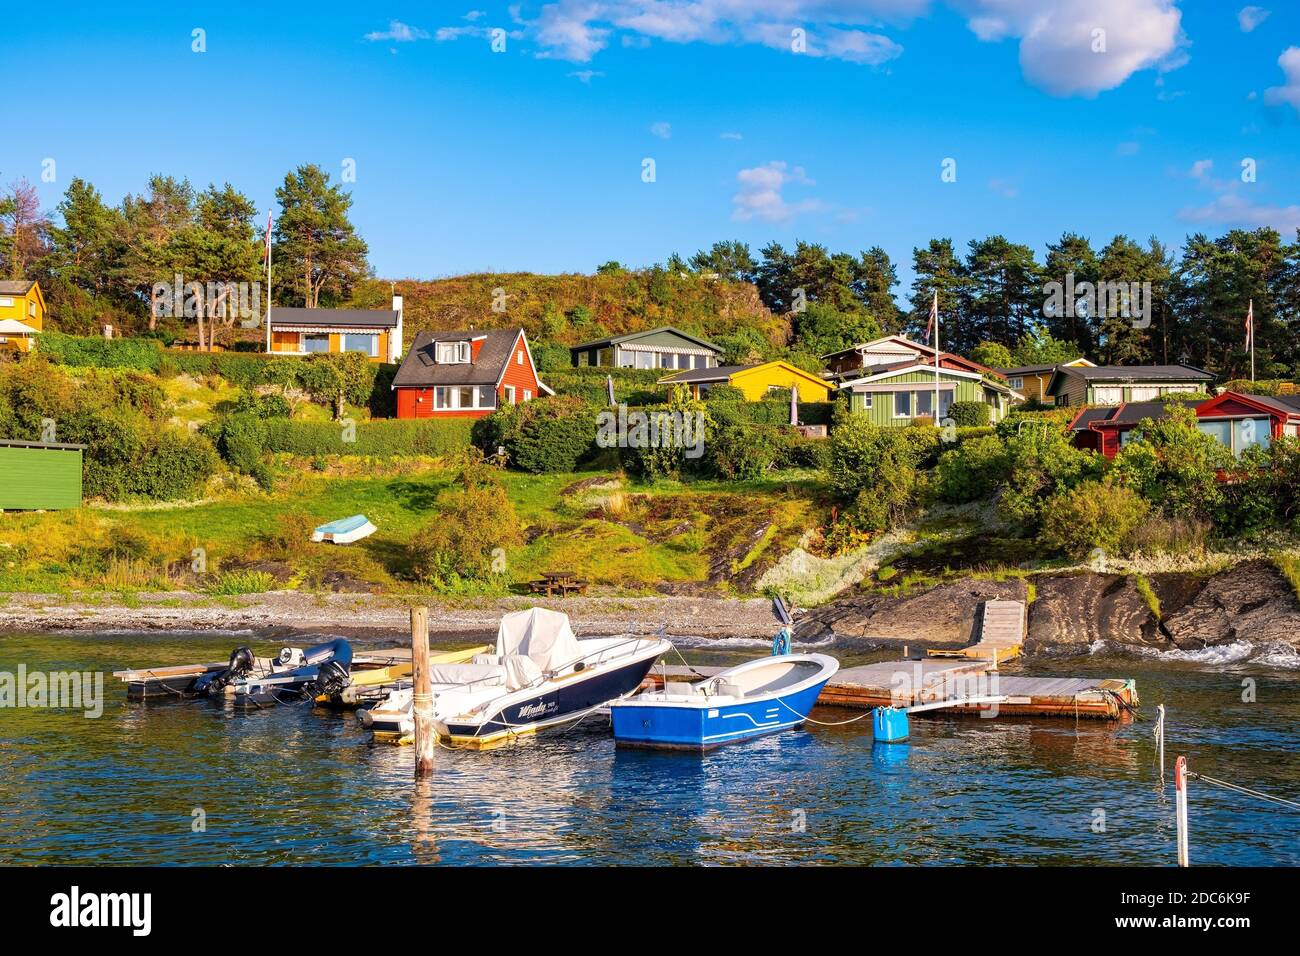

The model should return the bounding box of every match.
[933,289,940,422]
[264,213,273,354]
[1249,298,1255,383]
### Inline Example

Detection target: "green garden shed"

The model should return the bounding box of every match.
[0,440,86,510]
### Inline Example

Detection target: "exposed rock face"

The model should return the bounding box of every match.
[798,578,1028,646]
[1161,560,1300,648]
[800,561,1300,652]
[1027,574,1158,650]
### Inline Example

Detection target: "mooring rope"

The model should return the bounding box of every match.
[1187,772,1300,812]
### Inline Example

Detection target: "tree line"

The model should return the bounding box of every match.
[675,232,1300,377]
[0,165,369,346]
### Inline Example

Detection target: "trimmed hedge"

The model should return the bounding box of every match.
[947,400,991,427]
[263,418,475,457]
[705,399,836,427]
[36,332,162,370]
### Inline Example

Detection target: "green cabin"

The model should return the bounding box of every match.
[842,366,1017,425]
[569,326,722,371]
[0,440,86,510]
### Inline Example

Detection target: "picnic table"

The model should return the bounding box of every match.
[529,570,588,597]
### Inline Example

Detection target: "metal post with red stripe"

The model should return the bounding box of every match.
[1175,755,1189,867]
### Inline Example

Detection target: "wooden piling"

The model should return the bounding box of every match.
[411,606,435,777]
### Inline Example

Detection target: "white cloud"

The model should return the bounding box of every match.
[364,20,430,42]
[1179,156,1300,233]
[1264,46,1300,113]
[1180,192,1300,234]
[987,177,1018,199]
[567,69,605,82]
[720,131,744,140]
[731,161,821,223]
[1237,6,1269,32]
[650,121,672,139]
[464,9,488,22]
[1115,140,1140,156]
[953,0,1188,97]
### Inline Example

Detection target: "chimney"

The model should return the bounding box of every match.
[391,294,403,363]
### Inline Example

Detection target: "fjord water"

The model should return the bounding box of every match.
[2,631,1297,866]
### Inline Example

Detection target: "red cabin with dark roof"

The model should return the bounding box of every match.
[392,327,552,418]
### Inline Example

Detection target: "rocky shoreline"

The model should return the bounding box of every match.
[4,559,1299,655]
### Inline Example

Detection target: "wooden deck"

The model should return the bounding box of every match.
[648,656,1138,721]
[927,599,1025,665]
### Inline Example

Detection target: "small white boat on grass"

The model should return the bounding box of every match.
[311,514,376,544]
[610,653,840,750]
[362,607,671,748]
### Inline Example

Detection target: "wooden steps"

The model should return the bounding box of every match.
[928,599,1025,665]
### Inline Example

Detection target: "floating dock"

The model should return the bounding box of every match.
[650,657,1137,720]
[927,599,1025,665]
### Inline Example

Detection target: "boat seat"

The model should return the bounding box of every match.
[427,662,507,687]
[664,682,696,696]
[715,681,744,699]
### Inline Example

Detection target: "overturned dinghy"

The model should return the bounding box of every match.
[364,607,671,748]
[311,514,376,545]
[610,653,839,750]
[194,639,355,707]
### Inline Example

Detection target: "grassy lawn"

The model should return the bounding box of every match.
[0,462,829,597]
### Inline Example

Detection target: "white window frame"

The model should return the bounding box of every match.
[522,389,532,402]
[0,297,12,307]
[436,341,471,364]
[433,384,495,411]
[894,392,911,418]
[342,332,379,357]
[504,385,517,405]
[1009,377,1023,390]
[301,333,330,354]
[1093,386,1124,405]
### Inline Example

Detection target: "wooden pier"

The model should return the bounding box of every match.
[649,656,1137,721]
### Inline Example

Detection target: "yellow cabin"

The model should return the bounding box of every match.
[0,280,46,352]
[659,360,834,403]
[999,358,1094,404]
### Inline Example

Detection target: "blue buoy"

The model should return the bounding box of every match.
[771,627,792,656]
[872,705,909,743]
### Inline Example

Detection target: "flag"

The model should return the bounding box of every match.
[924,289,938,345]
[264,211,273,264]
[1244,299,1254,348]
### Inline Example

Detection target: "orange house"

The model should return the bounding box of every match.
[266,295,403,363]
[392,327,552,418]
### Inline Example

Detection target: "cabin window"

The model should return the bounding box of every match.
[522,389,532,402]
[616,349,636,368]
[29,301,36,317]
[939,392,953,419]
[1234,418,1271,454]
[1130,386,1160,401]
[504,385,516,404]
[0,297,12,307]
[479,386,495,408]
[302,334,330,353]
[456,386,476,409]
[894,392,910,418]
[434,387,451,410]
[861,394,872,410]
[674,353,691,369]
[342,333,378,357]
[634,351,656,370]
[1196,420,1231,450]
[915,391,934,419]
[517,350,524,365]
[436,341,471,364]
[1008,377,1023,390]
[1093,386,1123,405]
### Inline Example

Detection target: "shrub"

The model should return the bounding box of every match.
[706,423,784,480]
[35,332,162,371]
[1038,479,1150,558]
[933,434,1009,503]
[232,390,292,418]
[407,465,522,589]
[474,395,597,473]
[1111,403,1231,520]
[827,417,931,531]
[778,434,832,470]
[702,383,746,402]
[262,418,474,457]
[947,400,991,427]
[996,424,1104,531]
[619,392,712,482]
[204,569,276,595]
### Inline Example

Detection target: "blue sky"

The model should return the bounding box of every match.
[6,2,1299,298]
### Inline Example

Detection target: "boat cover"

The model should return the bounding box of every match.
[496,607,581,675]
[427,662,507,687]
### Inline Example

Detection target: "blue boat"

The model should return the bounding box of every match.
[610,653,839,750]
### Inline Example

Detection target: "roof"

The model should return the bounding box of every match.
[1201,391,1300,418]
[1058,364,1212,383]
[0,439,87,450]
[571,325,720,353]
[269,306,399,329]
[822,335,998,377]
[998,359,1092,377]
[1274,394,1300,412]
[0,280,37,295]
[0,319,39,334]
[1071,400,1206,430]
[392,327,524,388]
[658,364,749,384]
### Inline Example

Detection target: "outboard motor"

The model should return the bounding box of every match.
[302,639,354,699]
[198,646,256,696]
